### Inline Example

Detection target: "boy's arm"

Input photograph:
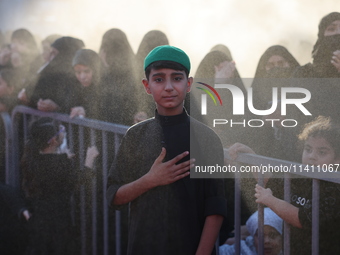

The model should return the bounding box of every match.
[113,148,194,205]
[255,184,302,228]
[195,214,224,255]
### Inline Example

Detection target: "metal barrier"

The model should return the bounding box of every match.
[1,111,15,185]
[2,105,340,254]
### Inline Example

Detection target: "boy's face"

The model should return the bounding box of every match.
[302,136,340,166]
[142,68,192,116]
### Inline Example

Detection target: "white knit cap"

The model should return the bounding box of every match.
[246,208,283,236]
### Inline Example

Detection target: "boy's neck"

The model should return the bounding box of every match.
[156,108,184,116]
[156,105,184,116]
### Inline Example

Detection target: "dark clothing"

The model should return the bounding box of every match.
[29,67,82,114]
[192,50,248,148]
[0,183,29,255]
[290,31,340,126]
[0,94,18,114]
[251,45,300,110]
[100,70,137,126]
[29,36,84,114]
[23,153,77,255]
[289,72,340,130]
[99,28,138,126]
[246,124,300,163]
[77,83,102,120]
[252,45,300,79]
[290,178,340,255]
[107,110,227,255]
[293,62,340,79]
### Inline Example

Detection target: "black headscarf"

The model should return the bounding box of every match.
[210,44,233,61]
[312,12,340,57]
[250,45,300,110]
[72,49,101,86]
[311,12,340,77]
[29,36,85,113]
[49,36,85,73]
[193,50,246,146]
[253,45,300,79]
[99,29,138,125]
[72,49,102,119]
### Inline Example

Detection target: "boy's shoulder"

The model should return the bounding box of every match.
[125,114,221,143]
[123,117,160,140]
[128,117,157,130]
[189,116,221,139]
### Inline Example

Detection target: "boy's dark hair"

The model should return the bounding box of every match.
[144,60,189,80]
[298,116,340,157]
[29,117,59,150]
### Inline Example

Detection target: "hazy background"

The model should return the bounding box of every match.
[0,0,338,78]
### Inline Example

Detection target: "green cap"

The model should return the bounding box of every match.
[143,45,191,72]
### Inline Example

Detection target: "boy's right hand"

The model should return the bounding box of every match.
[146,148,195,188]
[254,184,273,206]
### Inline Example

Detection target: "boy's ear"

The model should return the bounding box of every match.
[186,77,193,93]
[142,78,152,94]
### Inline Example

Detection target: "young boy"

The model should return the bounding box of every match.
[229,116,340,254]
[106,45,227,255]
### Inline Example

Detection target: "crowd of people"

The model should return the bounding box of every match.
[0,11,340,255]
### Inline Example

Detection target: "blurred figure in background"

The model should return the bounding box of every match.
[39,34,62,71]
[71,48,102,120]
[246,45,300,162]
[28,36,85,113]
[0,68,20,113]
[294,12,340,78]
[99,28,138,126]
[210,44,233,61]
[290,12,340,130]
[0,44,12,71]
[251,45,300,110]
[193,49,246,147]
[10,29,43,91]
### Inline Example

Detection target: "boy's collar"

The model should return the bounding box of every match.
[155,108,189,126]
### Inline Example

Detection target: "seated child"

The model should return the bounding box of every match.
[219,207,283,255]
